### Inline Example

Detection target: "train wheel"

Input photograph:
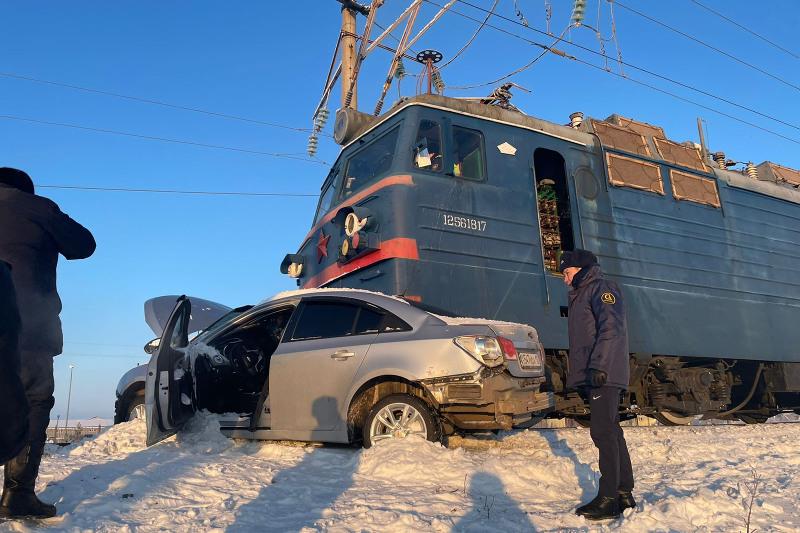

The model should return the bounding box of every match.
[654,411,696,426]
[737,414,769,424]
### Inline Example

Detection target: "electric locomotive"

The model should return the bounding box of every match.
[282,93,800,424]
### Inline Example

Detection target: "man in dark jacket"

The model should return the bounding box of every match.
[0,167,96,519]
[560,249,634,521]
[0,260,29,466]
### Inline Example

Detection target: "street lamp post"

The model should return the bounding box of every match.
[64,364,75,430]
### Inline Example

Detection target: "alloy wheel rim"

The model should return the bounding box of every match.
[369,402,427,443]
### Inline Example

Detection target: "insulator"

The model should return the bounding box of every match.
[394,59,406,80]
[745,162,758,179]
[307,134,318,157]
[571,0,586,26]
[712,152,726,170]
[431,68,444,94]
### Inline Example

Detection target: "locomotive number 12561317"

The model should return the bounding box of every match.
[441,213,487,232]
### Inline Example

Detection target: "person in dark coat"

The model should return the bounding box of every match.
[0,167,96,519]
[559,249,634,521]
[0,260,29,466]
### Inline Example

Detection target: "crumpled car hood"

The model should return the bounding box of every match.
[144,295,232,337]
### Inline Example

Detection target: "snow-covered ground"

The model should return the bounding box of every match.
[2,413,799,532]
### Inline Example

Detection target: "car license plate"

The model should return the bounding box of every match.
[518,351,540,371]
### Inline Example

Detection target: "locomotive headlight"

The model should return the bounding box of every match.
[344,212,368,237]
[341,239,350,256]
[287,262,303,278]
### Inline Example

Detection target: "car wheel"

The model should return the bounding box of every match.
[126,395,146,422]
[362,394,439,448]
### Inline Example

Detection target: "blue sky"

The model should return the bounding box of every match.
[1,1,797,421]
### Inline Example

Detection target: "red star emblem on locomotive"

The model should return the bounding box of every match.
[316,230,331,263]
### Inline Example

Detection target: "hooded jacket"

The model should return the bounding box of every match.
[566,264,630,390]
[0,183,96,355]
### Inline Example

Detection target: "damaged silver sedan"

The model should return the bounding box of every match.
[146,289,553,447]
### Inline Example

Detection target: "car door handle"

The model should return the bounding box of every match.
[331,349,356,360]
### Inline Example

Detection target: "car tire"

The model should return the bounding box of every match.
[362,394,440,449]
[126,394,146,422]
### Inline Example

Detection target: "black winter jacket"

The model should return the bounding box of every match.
[566,264,630,390]
[0,260,29,463]
[0,184,96,355]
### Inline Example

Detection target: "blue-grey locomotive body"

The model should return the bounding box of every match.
[283,94,800,423]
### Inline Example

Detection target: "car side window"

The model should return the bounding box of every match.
[380,313,411,333]
[355,305,411,334]
[354,306,384,334]
[291,301,360,341]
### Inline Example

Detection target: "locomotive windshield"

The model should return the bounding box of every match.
[340,126,400,199]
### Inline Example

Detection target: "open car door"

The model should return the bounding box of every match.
[146,296,196,446]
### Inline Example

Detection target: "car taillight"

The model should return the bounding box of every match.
[497,336,517,360]
[454,336,504,367]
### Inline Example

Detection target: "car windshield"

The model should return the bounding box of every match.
[194,305,253,340]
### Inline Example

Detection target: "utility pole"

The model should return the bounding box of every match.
[65,364,75,429]
[340,3,358,110]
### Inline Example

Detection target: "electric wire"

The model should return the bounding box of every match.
[614,1,800,92]
[437,0,500,69]
[0,114,329,165]
[0,71,327,135]
[426,1,800,146]
[426,0,800,132]
[688,0,799,60]
[447,27,568,90]
[38,184,318,197]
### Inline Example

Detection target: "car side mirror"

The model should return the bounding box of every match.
[144,337,161,354]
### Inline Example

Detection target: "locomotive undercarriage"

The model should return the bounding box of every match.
[546,351,800,424]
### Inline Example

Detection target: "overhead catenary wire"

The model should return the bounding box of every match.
[437,0,500,69]
[0,114,329,165]
[0,71,328,136]
[613,1,800,92]
[38,184,318,197]
[688,0,799,60]
[426,0,800,132]
[427,0,800,146]
[446,26,569,90]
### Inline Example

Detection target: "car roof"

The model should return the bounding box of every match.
[256,288,436,327]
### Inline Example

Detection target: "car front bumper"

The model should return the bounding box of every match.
[420,370,554,430]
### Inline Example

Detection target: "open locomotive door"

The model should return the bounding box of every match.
[145,296,197,446]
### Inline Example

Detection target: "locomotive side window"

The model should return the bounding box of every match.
[413,120,443,172]
[670,169,721,207]
[534,148,574,273]
[606,153,665,194]
[452,126,485,180]
[341,126,400,199]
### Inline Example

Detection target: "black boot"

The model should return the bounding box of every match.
[0,445,56,519]
[618,490,636,511]
[575,495,621,520]
[0,489,56,519]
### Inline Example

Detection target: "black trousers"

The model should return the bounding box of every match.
[587,386,634,498]
[0,262,29,465]
[4,351,54,492]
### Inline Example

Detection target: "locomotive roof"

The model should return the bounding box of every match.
[347,93,800,206]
